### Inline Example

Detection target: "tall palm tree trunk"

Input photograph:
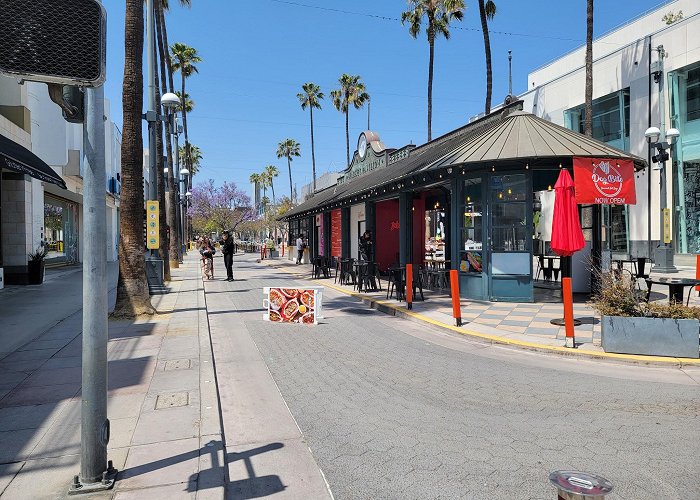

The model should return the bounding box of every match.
[584,0,593,136]
[287,156,293,202]
[152,15,170,281]
[427,32,435,142]
[270,181,275,204]
[180,71,191,247]
[156,0,179,268]
[345,107,350,166]
[310,106,317,192]
[114,0,155,317]
[478,0,493,114]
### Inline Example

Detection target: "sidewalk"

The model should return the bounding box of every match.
[262,256,700,365]
[0,254,224,499]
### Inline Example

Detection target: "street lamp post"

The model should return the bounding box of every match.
[645,125,680,273]
[160,92,182,262]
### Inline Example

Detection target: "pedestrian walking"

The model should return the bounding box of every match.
[219,231,235,281]
[296,234,304,264]
[199,237,215,280]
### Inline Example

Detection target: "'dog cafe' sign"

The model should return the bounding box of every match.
[573,157,637,205]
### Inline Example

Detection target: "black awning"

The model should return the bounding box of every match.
[0,133,67,189]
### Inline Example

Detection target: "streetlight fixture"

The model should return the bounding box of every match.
[179,167,190,176]
[645,125,680,273]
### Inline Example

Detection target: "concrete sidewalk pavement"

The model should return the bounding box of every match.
[0,254,225,499]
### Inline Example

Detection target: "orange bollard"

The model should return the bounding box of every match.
[695,255,700,292]
[562,277,575,348]
[449,269,462,326]
[406,264,413,310]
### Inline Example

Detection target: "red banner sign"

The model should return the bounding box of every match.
[573,157,637,205]
[330,209,342,257]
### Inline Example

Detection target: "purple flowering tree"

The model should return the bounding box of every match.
[188,179,255,236]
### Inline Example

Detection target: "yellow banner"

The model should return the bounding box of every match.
[663,208,671,244]
[146,200,159,249]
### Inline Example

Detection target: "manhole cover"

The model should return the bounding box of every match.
[164,359,192,371]
[155,392,189,409]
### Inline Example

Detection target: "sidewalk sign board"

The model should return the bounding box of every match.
[263,286,324,325]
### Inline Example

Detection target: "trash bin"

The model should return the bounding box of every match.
[549,471,613,500]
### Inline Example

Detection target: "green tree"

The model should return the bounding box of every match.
[330,74,369,166]
[249,172,263,211]
[113,0,155,316]
[297,83,324,192]
[402,0,464,141]
[170,42,201,190]
[264,164,279,204]
[179,144,202,176]
[276,139,301,203]
[478,0,497,114]
[174,91,194,113]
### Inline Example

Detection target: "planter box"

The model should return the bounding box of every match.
[27,261,44,285]
[601,315,700,358]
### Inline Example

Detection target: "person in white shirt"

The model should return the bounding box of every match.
[296,234,304,264]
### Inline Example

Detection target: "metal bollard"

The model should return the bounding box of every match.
[549,471,612,500]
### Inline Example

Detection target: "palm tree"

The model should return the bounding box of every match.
[297,83,323,192]
[264,164,279,204]
[249,172,263,211]
[584,0,593,137]
[330,74,370,166]
[174,91,194,113]
[170,42,201,185]
[113,0,154,316]
[155,0,179,268]
[402,0,464,141]
[478,0,497,114]
[276,139,301,202]
[179,144,202,176]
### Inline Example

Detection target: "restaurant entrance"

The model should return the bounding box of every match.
[458,172,534,302]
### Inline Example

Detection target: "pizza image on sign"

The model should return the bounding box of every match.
[264,287,319,325]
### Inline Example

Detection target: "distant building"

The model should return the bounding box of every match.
[300,171,341,202]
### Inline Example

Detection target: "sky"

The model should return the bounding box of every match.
[102,0,670,200]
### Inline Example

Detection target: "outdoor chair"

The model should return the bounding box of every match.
[386,267,405,301]
[339,259,356,285]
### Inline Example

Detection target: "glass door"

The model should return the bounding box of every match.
[487,173,533,301]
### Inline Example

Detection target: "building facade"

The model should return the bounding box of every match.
[513,0,699,262]
[0,76,121,286]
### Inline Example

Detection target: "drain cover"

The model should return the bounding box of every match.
[164,359,192,371]
[155,392,189,409]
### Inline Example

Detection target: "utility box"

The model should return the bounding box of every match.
[145,258,164,290]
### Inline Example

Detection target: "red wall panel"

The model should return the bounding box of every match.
[374,199,400,271]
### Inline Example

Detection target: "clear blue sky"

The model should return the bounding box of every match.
[103,0,668,200]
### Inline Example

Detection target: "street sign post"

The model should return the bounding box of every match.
[147,201,160,250]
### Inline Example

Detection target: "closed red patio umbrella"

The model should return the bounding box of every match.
[550,168,585,258]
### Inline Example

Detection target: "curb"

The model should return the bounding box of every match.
[262,259,700,368]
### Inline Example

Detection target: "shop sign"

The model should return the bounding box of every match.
[573,157,637,205]
[146,200,159,249]
[663,208,671,243]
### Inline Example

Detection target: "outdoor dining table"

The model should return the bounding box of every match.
[644,277,700,304]
[613,257,649,279]
[353,261,380,292]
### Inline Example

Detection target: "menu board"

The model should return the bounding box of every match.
[266,288,317,324]
[330,209,342,257]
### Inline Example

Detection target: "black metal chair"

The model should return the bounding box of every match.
[386,267,405,301]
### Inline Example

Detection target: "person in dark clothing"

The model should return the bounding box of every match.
[219,231,235,281]
[359,230,373,261]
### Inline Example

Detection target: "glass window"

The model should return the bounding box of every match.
[460,178,483,273]
[565,89,630,143]
[491,174,528,253]
[687,67,700,122]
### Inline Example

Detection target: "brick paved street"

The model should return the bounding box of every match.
[207,254,700,500]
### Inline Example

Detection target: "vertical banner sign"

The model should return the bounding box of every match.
[330,209,342,257]
[573,157,637,205]
[146,201,159,249]
[663,208,671,243]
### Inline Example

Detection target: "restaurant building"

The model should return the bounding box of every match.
[283,102,644,302]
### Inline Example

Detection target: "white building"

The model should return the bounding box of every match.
[510,0,699,263]
[0,76,121,286]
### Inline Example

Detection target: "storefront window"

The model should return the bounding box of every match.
[490,175,527,253]
[460,178,482,273]
[44,196,78,263]
[687,67,700,122]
